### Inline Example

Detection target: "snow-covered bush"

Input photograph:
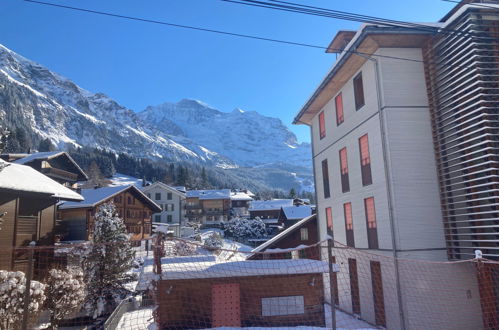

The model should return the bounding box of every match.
[82,203,136,318]
[166,240,197,256]
[0,270,46,329]
[223,218,267,239]
[45,267,86,328]
[203,232,223,250]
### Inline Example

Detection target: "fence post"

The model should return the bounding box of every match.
[327,239,337,330]
[21,241,36,330]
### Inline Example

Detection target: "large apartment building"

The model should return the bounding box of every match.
[294,1,498,329]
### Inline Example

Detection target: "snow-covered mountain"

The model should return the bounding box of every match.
[0,44,234,168]
[0,44,312,191]
[138,99,311,168]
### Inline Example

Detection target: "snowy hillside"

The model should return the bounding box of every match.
[0,43,312,191]
[0,44,234,168]
[139,99,312,168]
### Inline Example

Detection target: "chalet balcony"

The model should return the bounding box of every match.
[41,167,78,182]
[186,204,202,210]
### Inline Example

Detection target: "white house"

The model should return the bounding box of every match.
[293,2,496,328]
[142,182,186,227]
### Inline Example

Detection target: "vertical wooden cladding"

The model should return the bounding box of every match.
[335,93,344,126]
[370,261,386,327]
[364,197,378,249]
[344,202,354,247]
[359,134,373,186]
[319,111,326,140]
[339,147,350,193]
[422,9,499,260]
[348,258,361,315]
[321,159,331,199]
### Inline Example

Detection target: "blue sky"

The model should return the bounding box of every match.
[1,0,454,142]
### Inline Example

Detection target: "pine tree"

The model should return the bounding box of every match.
[288,188,297,199]
[38,138,56,152]
[82,161,108,188]
[83,203,136,318]
[0,125,9,154]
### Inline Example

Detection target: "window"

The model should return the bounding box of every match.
[344,202,354,247]
[326,207,333,231]
[155,193,161,200]
[261,296,304,316]
[300,228,309,241]
[359,134,372,186]
[167,192,173,200]
[154,214,161,222]
[170,204,175,212]
[339,147,350,193]
[321,159,331,199]
[167,215,173,223]
[353,72,365,110]
[364,197,379,249]
[113,195,122,203]
[319,111,326,139]
[146,193,151,198]
[335,92,344,125]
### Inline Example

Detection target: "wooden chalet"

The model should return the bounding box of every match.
[277,205,313,227]
[0,159,83,272]
[1,151,88,187]
[248,214,319,260]
[58,185,161,242]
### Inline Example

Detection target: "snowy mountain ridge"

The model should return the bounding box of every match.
[0,43,312,190]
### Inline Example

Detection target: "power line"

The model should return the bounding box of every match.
[221,0,495,39]
[22,0,490,70]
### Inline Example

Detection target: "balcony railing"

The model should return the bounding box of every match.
[41,167,78,181]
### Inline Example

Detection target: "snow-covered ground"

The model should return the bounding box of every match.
[115,306,156,329]
[109,173,146,188]
[200,229,253,261]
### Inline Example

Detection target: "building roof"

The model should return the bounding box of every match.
[59,185,161,211]
[186,189,231,200]
[250,214,317,255]
[141,181,186,198]
[293,24,436,125]
[281,205,313,220]
[0,159,83,201]
[230,191,254,201]
[10,151,88,180]
[249,199,294,211]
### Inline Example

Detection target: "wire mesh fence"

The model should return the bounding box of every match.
[0,235,497,329]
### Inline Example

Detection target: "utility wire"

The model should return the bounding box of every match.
[222,0,495,39]
[23,0,491,69]
[442,0,499,10]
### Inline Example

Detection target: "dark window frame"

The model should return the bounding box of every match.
[359,134,373,186]
[335,92,344,126]
[321,159,331,199]
[339,147,350,193]
[344,202,355,247]
[353,72,365,110]
[364,197,379,249]
[319,111,326,140]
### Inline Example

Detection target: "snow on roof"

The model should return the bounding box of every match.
[0,159,83,201]
[172,186,186,193]
[282,205,312,220]
[161,258,331,280]
[249,199,294,211]
[230,191,254,201]
[141,181,186,198]
[250,214,316,255]
[187,189,231,200]
[12,151,63,164]
[59,185,161,212]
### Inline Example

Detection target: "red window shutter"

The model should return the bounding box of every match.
[319,112,326,139]
[326,207,333,230]
[344,202,353,230]
[365,197,377,229]
[359,134,370,165]
[340,148,348,174]
[335,93,344,125]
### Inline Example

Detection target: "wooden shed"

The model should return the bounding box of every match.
[151,257,333,329]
